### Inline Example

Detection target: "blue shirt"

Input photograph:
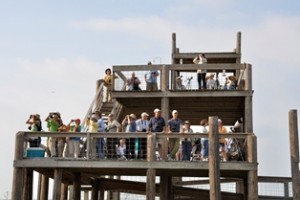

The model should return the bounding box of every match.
[148,117,165,132]
[97,118,105,132]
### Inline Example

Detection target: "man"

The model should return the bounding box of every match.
[136,112,149,159]
[167,110,183,160]
[127,72,141,91]
[148,108,166,160]
[144,62,159,91]
[96,111,106,159]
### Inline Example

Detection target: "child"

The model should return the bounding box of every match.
[116,138,127,160]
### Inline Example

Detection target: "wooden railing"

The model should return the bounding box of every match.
[112,63,252,91]
[15,131,256,163]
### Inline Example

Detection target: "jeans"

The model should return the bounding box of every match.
[181,141,192,160]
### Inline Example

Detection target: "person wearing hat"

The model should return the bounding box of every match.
[167,110,183,160]
[181,120,194,161]
[136,112,150,159]
[148,108,166,160]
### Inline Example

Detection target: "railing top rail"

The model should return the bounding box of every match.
[21,131,253,139]
[113,63,248,72]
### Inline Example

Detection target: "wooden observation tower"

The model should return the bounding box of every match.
[12,32,259,200]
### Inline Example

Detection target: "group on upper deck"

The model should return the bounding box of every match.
[25,109,245,162]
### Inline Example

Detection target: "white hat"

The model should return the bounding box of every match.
[154,108,160,113]
[172,110,178,114]
[141,112,149,117]
[129,114,137,119]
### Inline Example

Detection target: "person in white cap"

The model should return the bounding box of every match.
[136,112,150,159]
[148,108,166,159]
[167,110,183,160]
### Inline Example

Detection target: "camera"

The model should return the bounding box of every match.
[230,117,243,133]
[187,77,193,81]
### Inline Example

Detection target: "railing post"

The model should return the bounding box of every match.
[53,168,62,200]
[146,133,156,200]
[12,132,25,200]
[161,65,169,91]
[86,132,91,160]
[289,109,300,200]
[246,134,258,200]
[208,116,221,200]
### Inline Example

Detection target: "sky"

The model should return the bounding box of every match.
[1,0,300,198]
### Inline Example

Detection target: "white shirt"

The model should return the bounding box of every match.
[136,119,149,132]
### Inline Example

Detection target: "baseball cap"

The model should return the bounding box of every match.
[172,110,178,114]
[154,108,160,113]
[141,112,149,116]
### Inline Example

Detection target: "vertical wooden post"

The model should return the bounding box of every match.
[146,133,156,200]
[160,176,172,200]
[92,179,99,200]
[40,175,49,200]
[60,184,68,200]
[172,33,176,56]
[161,65,169,92]
[235,179,244,194]
[246,134,258,200]
[86,132,91,160]
[73,172,81,200]
[146,169,156,200]
[84,191,89,200]
[171,33,177,90]
[22,168,33,200]
[68,186,74,200]
[161,97,169,160]
[12,132,25,200]
[208,116,221,200]
[289,109,300,199]
[244,64,253,133]
[53,169,63,200]
[37,173,42,200]
[235,32,241,55]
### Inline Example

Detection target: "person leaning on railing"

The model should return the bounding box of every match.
[148,108,166,160]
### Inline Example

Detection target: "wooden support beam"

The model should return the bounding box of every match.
[246,134,258,200]
[22,168,33,200]
[160,176,172,200]
[289,109,300,200]
[91,179,99,200]
[209,116,221,200]
[161,97,169,160]
[11,132,24,200]
[146,169,156,200]
[60,184,68,200]
[53,169,62,200]
[40,175,49,200]
[73,172,81,200]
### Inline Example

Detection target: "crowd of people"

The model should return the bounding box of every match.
[25,109,241,162]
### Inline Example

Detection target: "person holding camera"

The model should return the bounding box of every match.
[66,119,81,158]
[45,113,62,157]
[127,72,141,91]
[122,114,137,160]
[193,54,207,89]
[106,113,121,159]
[144,61,159,91]
[26,114,42,147]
